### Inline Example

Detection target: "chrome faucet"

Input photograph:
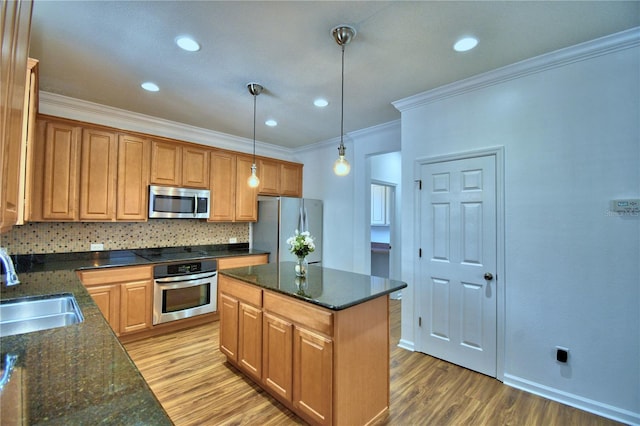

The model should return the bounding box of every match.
[0,248,20,286]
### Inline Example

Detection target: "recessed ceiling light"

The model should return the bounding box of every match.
[175,36,201,52]
[454,37,478,52]
[141,82,160,92]
[265,119,278,127]
[314,98,329,107]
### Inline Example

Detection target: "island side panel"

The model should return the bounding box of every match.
[333,295,390,425]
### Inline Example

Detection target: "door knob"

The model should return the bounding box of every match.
[484,272,493,281]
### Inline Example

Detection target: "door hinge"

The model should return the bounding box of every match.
[418,316,422,327]
[415,179,422,190]
[419,248,422,258]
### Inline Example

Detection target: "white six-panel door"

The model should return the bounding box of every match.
[417,154,497,376]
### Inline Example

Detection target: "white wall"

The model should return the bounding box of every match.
[395,28,639,423]
[295,121,400,273]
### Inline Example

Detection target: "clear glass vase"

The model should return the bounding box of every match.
[295,256,308,277]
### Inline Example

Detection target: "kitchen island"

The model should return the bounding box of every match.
[219,262,407,426]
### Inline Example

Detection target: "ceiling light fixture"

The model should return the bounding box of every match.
[314,98,329,107]
[265,119,277,127]
[141,82,160,92]
[176,36,201,52]
[247,82,263,188]
[331,24,356,177]
[454,37,478,52]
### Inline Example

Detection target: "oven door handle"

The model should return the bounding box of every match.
[154,272,217,284]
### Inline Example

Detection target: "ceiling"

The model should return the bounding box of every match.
[30,1,640,149]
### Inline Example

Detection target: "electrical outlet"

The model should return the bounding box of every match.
[229,237,238,244]
[90,243,104,251]
[556,346,569,363]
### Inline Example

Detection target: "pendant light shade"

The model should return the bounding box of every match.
[331,25,356,177]
[247,82,263,188]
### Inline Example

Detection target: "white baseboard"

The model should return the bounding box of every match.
[503,373,640,426]
[397,339,414,352]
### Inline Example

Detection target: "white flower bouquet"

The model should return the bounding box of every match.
[287,230,315,258]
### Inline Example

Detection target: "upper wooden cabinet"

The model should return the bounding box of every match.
[26,115,301,223]
[182,145,209,188]
[209,151,257,222]
[38,119,82,221]
[150,140,181,186]
[80,128,118,220]
[1,0,34,233]
[117,134,149,221]
[150,140,209,188]
[258,158,303,197]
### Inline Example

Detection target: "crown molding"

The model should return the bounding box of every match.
[38,91,295,160]
[393,27,640,112]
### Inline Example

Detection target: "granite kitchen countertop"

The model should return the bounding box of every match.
[221,262,407,311]
[0,244,266,425]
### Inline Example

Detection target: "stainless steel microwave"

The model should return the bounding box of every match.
[148,185,210,219]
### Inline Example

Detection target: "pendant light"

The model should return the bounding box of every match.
[331,25,356,177]
[247,82,263,188]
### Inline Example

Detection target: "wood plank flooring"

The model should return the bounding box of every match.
[125,300,621,425]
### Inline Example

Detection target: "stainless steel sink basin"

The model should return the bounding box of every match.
[0,293,84,337]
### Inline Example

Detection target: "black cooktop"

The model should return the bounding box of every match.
[132,244,249,262]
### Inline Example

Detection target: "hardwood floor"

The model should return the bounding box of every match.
[125,300,621,425]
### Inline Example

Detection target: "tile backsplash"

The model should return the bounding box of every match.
[1,221,249,254]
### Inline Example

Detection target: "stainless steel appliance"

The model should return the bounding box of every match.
[252,196,323,264]
[148,185,210,219]
[153,259,217,325]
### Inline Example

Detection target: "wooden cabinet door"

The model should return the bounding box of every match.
[182,146,209,188]
[120,279,152,335]
[117,134,149,221]
[150,140,181,186]
[293,327,333,425]
[280,163,303,197]
[219,293,239,361]
[42,120,81,220]
[263,312,293,402]
[80,128,117,220]
[235,155,258,221]
[258,158,280,195]
[87,284,120,334]
[0,0,32,233]
[238,302,262,381]
[210,151,236,222]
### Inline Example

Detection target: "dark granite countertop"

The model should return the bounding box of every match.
[220,262,407,311]
[0,244,266,425]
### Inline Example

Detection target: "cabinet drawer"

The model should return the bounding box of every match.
[217,254,268,270]
[264,291,333,337]
[77,265,152,286]
[219,276,262,307]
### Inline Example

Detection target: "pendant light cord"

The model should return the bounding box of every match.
[340,43,345,149]
[253,93,257,163]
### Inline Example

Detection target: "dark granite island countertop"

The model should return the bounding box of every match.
[220,261,407,310]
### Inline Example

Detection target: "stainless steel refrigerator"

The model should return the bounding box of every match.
[252,196,323,264]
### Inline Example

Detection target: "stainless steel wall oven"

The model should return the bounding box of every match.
[152,259,217,325]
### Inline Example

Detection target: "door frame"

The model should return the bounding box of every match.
[415,146,505,381]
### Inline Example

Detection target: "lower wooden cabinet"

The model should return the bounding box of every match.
[293,327,333,425]
[263,312,293,402]
[77,265,152,337]
[219,274,390,426]
[238,302,262,381]
[86,283,120,332]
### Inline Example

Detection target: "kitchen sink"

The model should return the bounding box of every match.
[0,293,84,338]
